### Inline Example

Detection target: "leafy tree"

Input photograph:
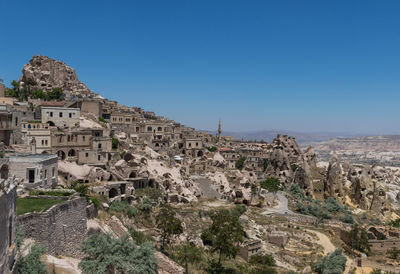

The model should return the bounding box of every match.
[201,208,245,264]
[99,117,107,123]
[232,204,247,217]
[206,146,217,152]
[289,184,304,199]
[314,249,346,274]
[112,138,119,149]
[139,197,153,217]
[346,224,370,254]
[235,156,246,170]
[79,234,158,274]
[249,253,277,274]
[18,244,47,274]
[155,204,183,251]
[263,159,268,172]
[168,242,205,270]
[260,177,281,193]
[389,218,400,228]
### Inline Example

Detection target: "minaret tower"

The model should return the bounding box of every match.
[217,119,222,145]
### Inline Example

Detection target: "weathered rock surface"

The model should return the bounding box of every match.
[21,55,94,98]
[324,155,345,201]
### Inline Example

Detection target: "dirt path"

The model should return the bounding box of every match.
[306,229,335,255]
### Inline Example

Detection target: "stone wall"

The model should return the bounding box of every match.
[17,196,87,256]
[0,178,18,274]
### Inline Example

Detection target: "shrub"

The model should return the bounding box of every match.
[129,228,154,245]
[206,146,217,152]
[109,201,137,218]
[18,244,47,274]
[289,184,304,199]
[112,138,119,149]
[89,197,100,208]
[99,117,107,123]
[314,249,346,274]
[235,156,246,170]
[79,234,157,274]
[135,187,163,201]
[260,177,281,193]
[339,213,354,224]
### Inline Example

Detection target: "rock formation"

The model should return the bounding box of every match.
[21,55,94,98]
[324,155,345,201]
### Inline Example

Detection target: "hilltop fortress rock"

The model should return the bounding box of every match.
[21,55,94,98]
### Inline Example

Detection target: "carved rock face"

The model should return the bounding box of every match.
[21,55,94,98]
[324,155,345,200]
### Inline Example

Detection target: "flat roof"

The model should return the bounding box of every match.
[9,153,58,162]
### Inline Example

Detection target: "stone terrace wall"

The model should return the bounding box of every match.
[17,196,87,256]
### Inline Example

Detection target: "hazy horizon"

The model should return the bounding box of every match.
[2,1,400,134]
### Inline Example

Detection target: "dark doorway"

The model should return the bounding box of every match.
[28,169,35,183]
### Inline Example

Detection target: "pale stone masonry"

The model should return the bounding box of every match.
[40,106,80,128]
[17,196,87,256]
[9,153,58,188]
[0,178,18,273]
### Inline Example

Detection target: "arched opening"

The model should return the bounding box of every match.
[41,150,48,154]
[149,179,155,188]
[123,153,133,162]
[57,150,66,160]
[129,171,137,178]
[197,150,204,157]
[0,164,8,179]
[48,121,55,126]
[109,188,118,198]
[68,149,76,157]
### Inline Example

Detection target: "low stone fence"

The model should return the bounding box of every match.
[17,196,87,256]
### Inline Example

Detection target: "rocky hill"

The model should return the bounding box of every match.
[21,55,94,98]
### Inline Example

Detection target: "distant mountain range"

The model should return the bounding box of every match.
[206,129,370,144]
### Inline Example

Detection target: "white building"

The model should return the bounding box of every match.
[41,106,80,128]
[9,154,58,188]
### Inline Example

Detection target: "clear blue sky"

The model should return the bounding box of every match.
[1,0,400,134]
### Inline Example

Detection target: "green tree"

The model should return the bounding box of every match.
[21,77,37,101]
[314,249,347,274]
[201,208,245,264]
[260,177,281,193]
[18,244,48,274]
[346,224,370,254]
[155,204,183,251]
[235,156,246,170]
[249,253,277,274]
[112,138,119,149]
[79,234,157,274]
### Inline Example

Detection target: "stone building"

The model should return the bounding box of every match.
[183,138,204,157]
[9,154,58,188]
[51,129,92,160]
[79,100,102,118]
[110,112,134,125]
[0,105,13,145]
[0,97,13,105]
[40,106,80,128]
[21,122,52,153]
[0,177,18,273]
[219,147,241,169]
[238,240,262,261]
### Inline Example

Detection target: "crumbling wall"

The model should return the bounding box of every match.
[0,178,17,274]
[17,196,87,256]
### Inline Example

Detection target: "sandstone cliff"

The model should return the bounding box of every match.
[21,55,94,98]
